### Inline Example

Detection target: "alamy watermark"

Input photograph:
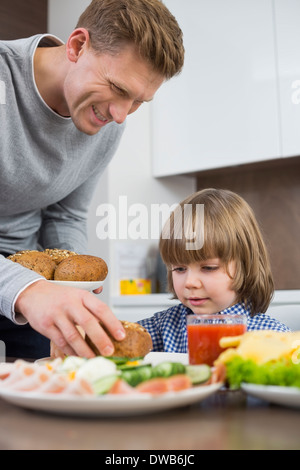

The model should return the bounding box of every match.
[291,80,300,104]
[95,196,204,250]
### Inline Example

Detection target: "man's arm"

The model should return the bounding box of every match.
[0,256,125,357]
[0,255,43,322]
[15,279,125,358]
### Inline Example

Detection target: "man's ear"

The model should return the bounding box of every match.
[66,28,90,63]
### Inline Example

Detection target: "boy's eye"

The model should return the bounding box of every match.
[202,265,219,271]
[172,267,186,273]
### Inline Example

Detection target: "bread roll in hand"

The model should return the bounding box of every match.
[86,321,153,358]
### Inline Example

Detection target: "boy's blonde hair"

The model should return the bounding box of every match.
[159,188,274,315]
[76,0,184,79]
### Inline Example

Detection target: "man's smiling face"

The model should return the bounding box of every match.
[63,41,164,135]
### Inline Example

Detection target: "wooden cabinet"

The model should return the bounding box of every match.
[152,0,299,177]
[0,0,47,40]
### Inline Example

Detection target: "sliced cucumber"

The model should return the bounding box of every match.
[92,374,119,395]
[91,361,211,393]
[152,361,186,378]
[185,364,211,384]
[121,365,153,387]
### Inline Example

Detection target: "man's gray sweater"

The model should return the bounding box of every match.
[0,34,124,322]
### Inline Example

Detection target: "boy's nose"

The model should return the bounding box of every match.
[185,271,202,289]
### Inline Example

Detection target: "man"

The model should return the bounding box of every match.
[0,0,184,359]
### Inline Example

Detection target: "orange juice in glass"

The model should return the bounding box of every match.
[187,314,247,366]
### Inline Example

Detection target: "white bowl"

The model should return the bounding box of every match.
[49,280,105,292]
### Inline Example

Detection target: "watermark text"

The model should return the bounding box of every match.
[95,196,204,250]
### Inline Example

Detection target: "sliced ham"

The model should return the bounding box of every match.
[108,374,192,396]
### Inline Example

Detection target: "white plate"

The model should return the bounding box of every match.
[145,351,189,366]
[241,383,300,409]
[0,353,222,417]
[0,382,222,417]
[49,280,104,291]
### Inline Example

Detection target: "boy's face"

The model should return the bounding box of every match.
[171,259,237,314]
[63,40,164,135]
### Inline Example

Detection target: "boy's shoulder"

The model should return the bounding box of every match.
[247,313,291,332]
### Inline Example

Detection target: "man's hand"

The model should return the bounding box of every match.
[15,280,125,358]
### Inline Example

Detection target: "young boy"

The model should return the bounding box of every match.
[138,188,290,352]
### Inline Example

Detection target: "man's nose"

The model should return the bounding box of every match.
[109,99,134,124]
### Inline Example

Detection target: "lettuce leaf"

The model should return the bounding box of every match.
[225,357,300,389]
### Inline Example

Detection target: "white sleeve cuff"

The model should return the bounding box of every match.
[12,278,45,324]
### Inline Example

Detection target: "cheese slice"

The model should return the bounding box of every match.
[216,330,300,365]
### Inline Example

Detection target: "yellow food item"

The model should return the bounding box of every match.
[120,279,151,295]
[215,330,300,365]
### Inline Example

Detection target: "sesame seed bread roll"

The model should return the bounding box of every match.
[54,254,108,282]
[8,250,56,280]
[44,248,77,265]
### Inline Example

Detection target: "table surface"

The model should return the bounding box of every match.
[0,386,299,450]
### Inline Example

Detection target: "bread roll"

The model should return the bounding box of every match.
[54,254,108,281]
[44,248,77,265]
[86,321,153,358]
[8,250,56,280]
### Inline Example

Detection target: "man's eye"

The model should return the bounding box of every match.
[111,83,125,95]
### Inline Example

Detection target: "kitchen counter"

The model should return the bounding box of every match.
[0,387,299,450]
[111,289,300,323]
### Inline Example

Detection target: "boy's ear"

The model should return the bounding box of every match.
[66,28,90,63]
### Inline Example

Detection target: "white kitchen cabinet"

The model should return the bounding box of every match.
[152,0,281,177]
[275,0,300,157]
